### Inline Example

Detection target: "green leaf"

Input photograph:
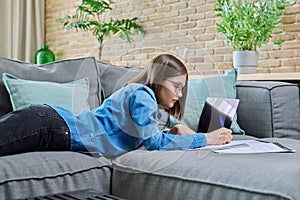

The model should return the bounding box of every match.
[55,0,146,57]
[214,0,290,50]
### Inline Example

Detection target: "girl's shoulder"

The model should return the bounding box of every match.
[109,83,156,102]
[124,83,154,95]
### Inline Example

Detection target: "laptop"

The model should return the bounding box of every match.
[197,97,240,133]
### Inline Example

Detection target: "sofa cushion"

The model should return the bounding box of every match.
[236,81,300,139]
[97,61,143,99]
[0,57,101,117]
[183,69,244,134]
[3,73,90,115]
[111,137,300,200]
[0,152,111,199]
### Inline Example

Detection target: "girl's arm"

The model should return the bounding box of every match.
[128,87,207,150]
[128,86,232,151]
[166,115,195,135]
[143,131,207,150]
[143,128,232,150]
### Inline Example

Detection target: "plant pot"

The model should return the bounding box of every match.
[233,51,258,74]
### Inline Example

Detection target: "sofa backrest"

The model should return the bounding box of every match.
[236,81,300,139]
[97,61,143,99]
[0,57,102,116]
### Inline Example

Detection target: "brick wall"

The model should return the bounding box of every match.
[45,0,300,74]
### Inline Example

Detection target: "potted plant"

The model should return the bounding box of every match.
[56,0,146,60]
[214,0,290,73]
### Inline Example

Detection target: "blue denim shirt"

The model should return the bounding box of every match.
[51,83,206,157]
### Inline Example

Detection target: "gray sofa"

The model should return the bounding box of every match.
[0,56,299,200]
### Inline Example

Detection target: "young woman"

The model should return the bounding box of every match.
[0,54,232,157]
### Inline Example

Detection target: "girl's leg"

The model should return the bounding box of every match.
[0,104,70,156]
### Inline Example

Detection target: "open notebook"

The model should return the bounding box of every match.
[197,97,239,133]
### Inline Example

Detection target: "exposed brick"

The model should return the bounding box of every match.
[180,22,197,29]
[197,19,215,27]
[195,49,214,56]
[285,5,300,15]
[281,16,296,24]
[188,56,204,63]
[172,2,188,10]
[156,19,172,26]
[181,8,197,16]
[165,39,179,45]
[285,24,300,32]
[270,67,297,73]
[224,55,233,62]
[149,14,165,21]
[259,60,281,68]
[269,50,296,58]
[206,41,225,48]
[143,9,156,15]
[194,63,214,71]
[165,11,179,18]
[173,16,188,24]
[156,6,171,13]
[189,13,205,21]
[196,34,215,41]
[259,52,270,59]
[256,68,271,73]
[45,0,300,74]
[165,24,179,31]
[281,41,300,49]
[121,54,135,61]
[214,62,233,69]
[214,47,233,54]
[188,0,206,7]
[205,55,224,62]
[197,4,215,13]
[189,28,205,35]
[282,58,300,66]
[164,0,180,4]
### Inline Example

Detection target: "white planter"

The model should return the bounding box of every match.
[233,51,258,74]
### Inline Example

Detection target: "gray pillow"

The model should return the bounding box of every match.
[0,57,102,116]
[97,61,143,99]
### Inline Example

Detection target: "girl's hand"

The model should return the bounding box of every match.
[168,124,195,135]
[205,128,232,145]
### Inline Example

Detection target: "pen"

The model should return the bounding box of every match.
[219,115,224,127]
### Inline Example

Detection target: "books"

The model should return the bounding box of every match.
[197,97,239,133]
[207,140,295,154]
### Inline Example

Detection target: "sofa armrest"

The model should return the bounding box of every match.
[236,81,300,139]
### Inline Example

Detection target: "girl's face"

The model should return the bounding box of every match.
[159,74,186,109]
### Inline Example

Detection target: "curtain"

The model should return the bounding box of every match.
[0,0,44,63]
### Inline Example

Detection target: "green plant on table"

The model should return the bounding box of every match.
[56,0,146,60]
[214,0,291,51]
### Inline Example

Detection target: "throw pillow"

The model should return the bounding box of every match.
[181,69,244,134]
[0,56,101,117]
[3,73,90,115]
[97,61,143,99]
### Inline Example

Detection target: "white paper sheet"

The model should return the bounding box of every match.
[202,140,295,154]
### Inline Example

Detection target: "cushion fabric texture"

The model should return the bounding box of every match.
[0,152,111,199]
[97,61,143,99]
[3,73,90,115]
[111,136,300,200]
[183,68,244,134]
[0,57,101,117]
[236,81,300,139]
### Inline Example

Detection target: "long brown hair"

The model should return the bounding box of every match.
[129,54,188,120]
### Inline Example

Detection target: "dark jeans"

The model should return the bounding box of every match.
[0,104,70,156]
